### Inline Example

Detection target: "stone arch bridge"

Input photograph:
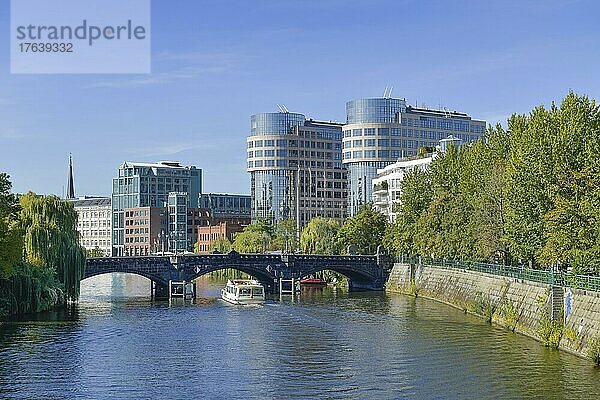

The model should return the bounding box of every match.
[84,250,393,293]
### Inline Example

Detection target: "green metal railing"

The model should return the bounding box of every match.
[397,256,600,292]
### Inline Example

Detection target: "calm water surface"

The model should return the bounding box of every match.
[1,273,600,399]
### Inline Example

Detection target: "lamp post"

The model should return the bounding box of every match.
[158,230,166,255]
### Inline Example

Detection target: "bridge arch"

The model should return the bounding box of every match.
[82,270,168,286]
[188,265,274,283]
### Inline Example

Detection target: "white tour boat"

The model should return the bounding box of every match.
[221,279,265,305]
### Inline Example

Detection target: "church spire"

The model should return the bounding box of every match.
[66,154,75,199]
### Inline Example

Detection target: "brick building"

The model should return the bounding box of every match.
[196,222,245,253]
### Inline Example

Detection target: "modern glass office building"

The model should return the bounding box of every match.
[247,112,347,228]
[111,161,202,256]
[168,192,188,253]
[343,97,486,216]
[199,193,251,220]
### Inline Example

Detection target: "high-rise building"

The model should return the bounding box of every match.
[111,161,202,256]
[247,111,347,228]
[71,196,112,256]
[343,97,486,216]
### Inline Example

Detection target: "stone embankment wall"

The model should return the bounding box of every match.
[387,263,600,361]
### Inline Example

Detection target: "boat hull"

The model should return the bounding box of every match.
[221,287,265,305]
[221,296,265,305]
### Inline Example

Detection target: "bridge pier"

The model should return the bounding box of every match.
[348,278,386,291]
[168,280,196,299]
[278,278,297,296]
[151,281,169,299]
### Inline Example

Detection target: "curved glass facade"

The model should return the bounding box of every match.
[347,162,390,217]
[346,98,407,124]
[248,112,347,227]
[251,112,306,136]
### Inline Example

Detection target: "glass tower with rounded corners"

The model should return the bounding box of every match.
[247,112,347,228]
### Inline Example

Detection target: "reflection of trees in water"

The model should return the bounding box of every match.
[311,270,347,287]
[207,269,252,281]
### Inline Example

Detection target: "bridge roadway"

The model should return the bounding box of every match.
[84,250,393,293]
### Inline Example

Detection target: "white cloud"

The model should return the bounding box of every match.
[125,141,220,158]
[85,52,242,89]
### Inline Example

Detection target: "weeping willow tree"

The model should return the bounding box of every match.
[0,263,64,316]
[19,193,85,301]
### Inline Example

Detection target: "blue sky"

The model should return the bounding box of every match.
[1,0,599,196]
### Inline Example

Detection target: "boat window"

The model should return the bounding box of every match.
[240,288,251,296]
[252,287,263,295]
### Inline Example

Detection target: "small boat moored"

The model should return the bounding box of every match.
[221,279,265,305]
[299,277,327,287]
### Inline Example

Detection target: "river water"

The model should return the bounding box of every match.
[1,273,600,400]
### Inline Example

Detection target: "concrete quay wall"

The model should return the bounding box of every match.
[387,263,600,361]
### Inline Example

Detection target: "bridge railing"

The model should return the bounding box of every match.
[397,256,600,292]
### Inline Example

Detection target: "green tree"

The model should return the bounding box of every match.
[383,167,432,256]
[85,246,105,258]
[413,143,475,259]
[244,218,275,238]
[273,219,298,253]
[19,193,86,300]
[231,221,274,253]
[210,237,233,253]
[537,93,600,272]
[301,217,342,255]
[338,204,388,254]
[232,230,270,253]
[504,108,555,267]
[0,173,22,278]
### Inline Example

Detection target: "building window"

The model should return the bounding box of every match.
[364,150,376,158]
[364,128,376,136]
